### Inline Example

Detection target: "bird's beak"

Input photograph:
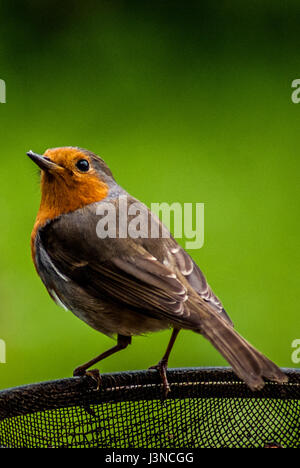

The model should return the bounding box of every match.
[27,150,61,172]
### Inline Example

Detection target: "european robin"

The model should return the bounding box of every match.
[28,147,287,394]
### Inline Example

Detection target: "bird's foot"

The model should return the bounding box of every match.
[149,359,170,398]
[73,367,102,390]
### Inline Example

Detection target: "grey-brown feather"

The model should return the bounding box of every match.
[34,196,287,389]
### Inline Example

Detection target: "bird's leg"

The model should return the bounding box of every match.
[149,328,180,397]
[73,334,131,389]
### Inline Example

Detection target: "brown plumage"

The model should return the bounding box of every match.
[28,146,288,394]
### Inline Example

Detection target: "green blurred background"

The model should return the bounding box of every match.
[0,1,299,389]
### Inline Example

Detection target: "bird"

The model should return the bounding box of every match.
[28,146,287,395]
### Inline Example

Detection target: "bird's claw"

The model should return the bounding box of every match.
[86,369,102,390]
[73,367,102,390]
[149,360,170,398]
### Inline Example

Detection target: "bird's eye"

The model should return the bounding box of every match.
[76,159,90,172]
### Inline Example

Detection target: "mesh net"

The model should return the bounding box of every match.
[0,367,299,448]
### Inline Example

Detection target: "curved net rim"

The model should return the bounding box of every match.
[0,367,299,420]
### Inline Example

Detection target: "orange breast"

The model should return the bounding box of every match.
[31,171,108,267]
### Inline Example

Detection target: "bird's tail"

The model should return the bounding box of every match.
[197,313,287,390]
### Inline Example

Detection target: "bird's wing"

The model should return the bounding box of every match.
[169,246,233,326]
[38,199,231,327]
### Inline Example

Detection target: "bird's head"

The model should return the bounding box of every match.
[28,146,115,222]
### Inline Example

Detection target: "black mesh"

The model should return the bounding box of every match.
[0,367,299,448]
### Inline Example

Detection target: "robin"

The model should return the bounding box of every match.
[28,146,287,395]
